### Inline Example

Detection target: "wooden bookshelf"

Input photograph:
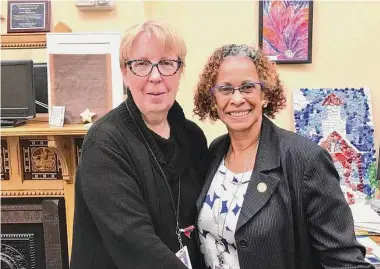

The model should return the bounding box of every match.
[1,119,87,259]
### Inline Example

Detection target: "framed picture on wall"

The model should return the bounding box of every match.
[46,32,124,124]
[258,0,314,64]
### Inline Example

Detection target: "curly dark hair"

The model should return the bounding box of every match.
[193,44,286,121]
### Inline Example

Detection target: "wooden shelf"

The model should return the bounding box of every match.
[1,119,86,256]
[1,22,72,49]
[1,33,47,49]
[1,121,88,136]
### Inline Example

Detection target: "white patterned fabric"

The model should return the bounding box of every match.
[198,159,252,269]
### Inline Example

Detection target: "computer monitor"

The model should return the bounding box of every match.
[1,60,36,120]
[33,63,48,113]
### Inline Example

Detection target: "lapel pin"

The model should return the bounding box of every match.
[257,182,267,193]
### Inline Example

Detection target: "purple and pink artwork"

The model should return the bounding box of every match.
[259,0,313,63]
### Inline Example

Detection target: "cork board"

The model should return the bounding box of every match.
[49,54,113,124]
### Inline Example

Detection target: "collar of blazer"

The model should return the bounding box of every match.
[196,116,282,231]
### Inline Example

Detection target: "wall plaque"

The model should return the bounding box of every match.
[7,0,51,33]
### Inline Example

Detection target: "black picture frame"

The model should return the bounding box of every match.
[258,0,314,64]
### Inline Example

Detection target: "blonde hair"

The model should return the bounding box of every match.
[119,20,187,68]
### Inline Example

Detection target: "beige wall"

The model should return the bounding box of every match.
[1,1,379,150]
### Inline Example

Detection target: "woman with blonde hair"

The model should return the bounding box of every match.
[193,44,373,269]
[70,20,210,269]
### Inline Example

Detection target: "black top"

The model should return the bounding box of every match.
[148,129,200,268]
[150,130,176,163]
[70,91,211,269]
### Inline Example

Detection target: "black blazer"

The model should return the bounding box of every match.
[196,116,374,269]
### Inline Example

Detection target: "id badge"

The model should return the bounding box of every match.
[175,246,193,269]
[212,261,230,269]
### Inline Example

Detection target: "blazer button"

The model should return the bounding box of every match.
[239,239,248,248]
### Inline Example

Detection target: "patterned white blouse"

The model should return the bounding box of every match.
[198,159,252,269]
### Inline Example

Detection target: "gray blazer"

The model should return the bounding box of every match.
[196,116,374,269]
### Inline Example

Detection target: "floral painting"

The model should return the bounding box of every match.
[259,0,313,64]
[293,88,378,203]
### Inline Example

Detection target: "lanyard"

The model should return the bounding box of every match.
[216,149,253,266]
[126,102,183,249]
[216,166,246,265]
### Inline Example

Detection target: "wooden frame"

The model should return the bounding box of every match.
[1,122,87,259]
[7,0,51,33]
[258,0,313,64]
[1,199,69,269]
[1,22,72,49]
[1,33,47,49]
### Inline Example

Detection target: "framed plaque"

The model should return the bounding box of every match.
[46,32,124,124]
[7,0,51,33]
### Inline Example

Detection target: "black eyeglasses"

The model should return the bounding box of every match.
[211,82,263,97]
[124,59,182,77]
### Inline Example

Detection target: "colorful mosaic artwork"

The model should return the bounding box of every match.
[293,88,378,202]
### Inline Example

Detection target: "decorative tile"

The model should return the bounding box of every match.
[293,88,377,201]
[20,138,62,180]
[1,234,36,269]
[1,139,10,180]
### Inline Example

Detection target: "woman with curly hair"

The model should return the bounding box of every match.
[194,44,373,269]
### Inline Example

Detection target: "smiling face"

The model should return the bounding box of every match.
[214,56,266,133]
[122,32,181,118]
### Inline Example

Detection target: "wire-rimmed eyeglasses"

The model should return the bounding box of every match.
[124,59,183,77]
[211,82,263,97]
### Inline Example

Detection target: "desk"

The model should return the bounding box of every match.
[1,119,87,259]
[370,235,380,245]
[368,236,380,268]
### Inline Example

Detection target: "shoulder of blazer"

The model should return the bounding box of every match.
[276,127,325,160]
[209,134,229,153]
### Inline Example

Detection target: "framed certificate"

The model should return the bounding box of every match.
[7,0,51,33]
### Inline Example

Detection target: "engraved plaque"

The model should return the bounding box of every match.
[7,0,51,33]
